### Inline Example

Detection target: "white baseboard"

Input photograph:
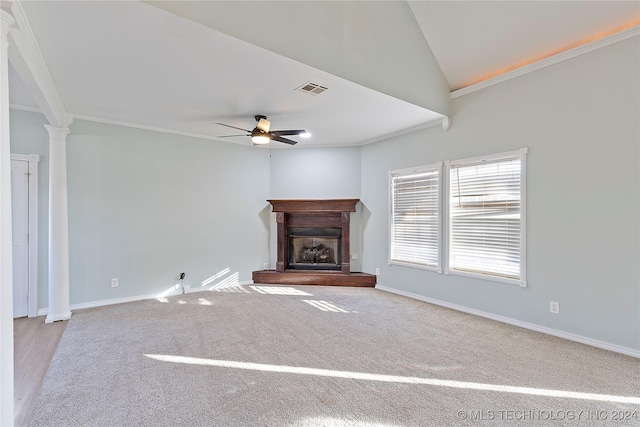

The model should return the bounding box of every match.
[375,285,640,359]
[36,280,255,317]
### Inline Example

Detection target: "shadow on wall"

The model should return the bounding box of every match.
[259,203,271,233]
[360,201,372,231]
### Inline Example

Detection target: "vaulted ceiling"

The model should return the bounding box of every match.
[7,1,639,148]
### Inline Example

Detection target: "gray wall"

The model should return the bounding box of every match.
[11,114,271,307]
[361,37,640,351]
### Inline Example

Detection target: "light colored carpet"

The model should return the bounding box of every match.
[30,285,639,426]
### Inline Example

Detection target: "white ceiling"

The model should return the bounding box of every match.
[7,1,639,148]
[409,1,640,91]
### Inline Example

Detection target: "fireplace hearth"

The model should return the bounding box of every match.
[252,199,376,287]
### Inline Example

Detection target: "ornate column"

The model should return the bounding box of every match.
[45,125,72,323]
[0,6,15,426]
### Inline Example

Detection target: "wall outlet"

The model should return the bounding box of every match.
[375,268,380,276]
[550,301,560,314]
[111,278,119,288]
[263,263,268,270]
[351,252,358,260]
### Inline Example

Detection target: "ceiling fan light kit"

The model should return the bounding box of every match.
[251,134,271,145]
[216,115,308,146]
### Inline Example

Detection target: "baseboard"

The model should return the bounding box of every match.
[375,285,640,359]
[36,280,255,317]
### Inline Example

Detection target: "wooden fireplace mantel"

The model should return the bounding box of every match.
[269,199,358,274]
[267,199,359,213]
[252,199,375,287]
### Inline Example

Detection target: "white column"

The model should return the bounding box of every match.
[0,7,15,426]
[45,125,72,323]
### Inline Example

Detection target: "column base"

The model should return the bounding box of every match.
[45,311,71,323]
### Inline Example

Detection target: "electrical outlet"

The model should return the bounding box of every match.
[375,268,380,275]
[550,301,559,314]
[111,278,119,288]
[263,263,268,270]
[351,253,358,260]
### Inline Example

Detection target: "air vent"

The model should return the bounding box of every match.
[297,81,328,96]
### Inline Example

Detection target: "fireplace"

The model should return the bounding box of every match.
[272,199,355,273]
[288,227,341,270]
[252,199,376,287]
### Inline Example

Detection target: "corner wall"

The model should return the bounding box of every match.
[361,36,640,353]
[268,147,362,271]
[10,113,271,307]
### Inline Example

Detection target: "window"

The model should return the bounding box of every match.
[446,149,527,286]
[389,164,441,271]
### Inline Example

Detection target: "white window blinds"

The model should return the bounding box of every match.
[447,150,525,283]
[389,165,441,269]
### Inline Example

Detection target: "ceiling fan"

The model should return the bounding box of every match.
[216,115,309,145]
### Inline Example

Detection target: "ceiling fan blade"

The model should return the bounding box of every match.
[271,135,298,145]
[271,129,306,136]
[257,118,271,132]
[215,122,251,132]
[218,134,249,138]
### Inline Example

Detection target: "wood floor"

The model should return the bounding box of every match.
[14,316,66,427]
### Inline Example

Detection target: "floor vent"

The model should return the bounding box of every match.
[296,81,328,95]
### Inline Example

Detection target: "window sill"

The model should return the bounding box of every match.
[445,268,526,287]
[388,259,441,273]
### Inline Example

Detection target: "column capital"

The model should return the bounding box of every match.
[44,125,71,142]
[0,7,15,36]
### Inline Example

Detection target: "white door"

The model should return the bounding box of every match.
[12,159,29,318]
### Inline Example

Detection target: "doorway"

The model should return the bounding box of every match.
[11,154,39,318]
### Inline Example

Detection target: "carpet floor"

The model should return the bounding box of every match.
[30,285,639,426]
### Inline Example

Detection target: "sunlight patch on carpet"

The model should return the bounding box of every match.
[299,417,402,427]
[302,300,351,313]
[144,354,640,405]
[250,286,313,296]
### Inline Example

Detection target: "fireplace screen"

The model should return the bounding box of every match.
[288,227,341,270]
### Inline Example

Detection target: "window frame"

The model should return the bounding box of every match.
[444,148,528,287]
[388,162,443,272]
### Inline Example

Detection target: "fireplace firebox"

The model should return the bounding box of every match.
[252,199,376,287]
[288,227,341,270]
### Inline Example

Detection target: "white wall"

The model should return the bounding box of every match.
[361,36,640,352]
[10,113,271,306]
[269,147,363,271]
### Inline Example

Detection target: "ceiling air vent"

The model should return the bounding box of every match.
[297,81,328,96]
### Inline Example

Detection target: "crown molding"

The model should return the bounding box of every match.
[451,25,640,99]
[355,117,445,146]
[68,112,249,145]
[11,105,445,149]
[9,103,41,114]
